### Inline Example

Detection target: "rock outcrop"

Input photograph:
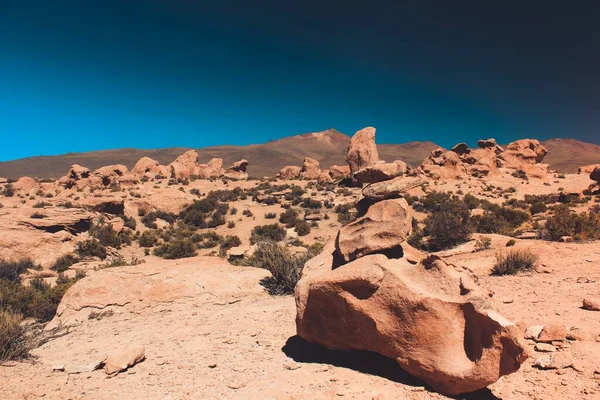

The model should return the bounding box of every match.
[13,177,41,193]
[499,139,549,178]
[300,157,322,180]
[94,164,129,186]
[590,166,600,185]
[296,247,528,396]
[169,150,199,179]
[295,164,528,396]
[278,165,302,180]
[346,127,379,175]
[224,159,249,180]
[353,161,407,184]
[329,165,351,180]
[335,198,412,263]
[195,158,225,179]
[131,157,165,178]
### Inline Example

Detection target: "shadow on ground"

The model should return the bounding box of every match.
[282,335,500,400]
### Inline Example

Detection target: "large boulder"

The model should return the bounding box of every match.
[335,198,412,263]
[579,164,600,175]
[421,150,467,179]
[94,164,128,186]
[131,157,163,178]
[362,176,426,201]
[58,164,92,188]
[195,158,225,179]
[169,150,199,179]
[504,139,548,163]
[278,165,302,180]
[329,165,351,180]
[12,177,41,193]
[224,159,249,180]
[300,157,322,180]
[346,127,379,175]
[353,161,406,184]
[295,249,529,396]
[477,138,505,154]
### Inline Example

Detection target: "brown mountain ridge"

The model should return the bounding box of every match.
[0,129,597,179]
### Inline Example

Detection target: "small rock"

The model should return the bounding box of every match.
[68,360,105,374]
[535,343,556,352]
[534,352,574,370]
[227,382,245,390]
[283,362,302,370]
[208,363,217,368]
[104,345,145,375]
[577,277,595,284]
[583,298,600,311]
[51,364,65,372]
[537,325,567,343]
[524,325,544,340]
[567,328,591,342]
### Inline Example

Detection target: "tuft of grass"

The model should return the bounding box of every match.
[491,249,539,276]
[0,311,29,363]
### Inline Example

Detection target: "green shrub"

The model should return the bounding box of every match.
[294,221,311,236]
[30,212,47,219]
[530,202,548,215]
[138,230,158,247]
[0,259,38,283]
[544,204,600,241]
[219,235,241,255]
[279,208,299,228]
[2,183,14,197]
[301,198,322,209]
[75,239,107,259]
[250,224,286,244]
[506,239,516,247]
[153,238,197,259]
[491,249,539,276]
[32,201,50,208]
[50,254,78,273]
[245,242,317,295]
[335,203,356,225]
[264,212,277,219]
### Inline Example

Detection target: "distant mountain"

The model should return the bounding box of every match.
[0,129,441,179]
[1,132,595,180]
[541,138,600,173]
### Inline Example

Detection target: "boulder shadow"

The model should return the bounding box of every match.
[282,335,501,400]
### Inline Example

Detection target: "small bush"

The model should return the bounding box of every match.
[32,201,50,208]
[250,224,286,244]
[491,249,539,276]
[506,239,516,247]
[30,212,47,219]
[2,183,14,197]
[264,212,277,219]
[75,239,107,259]
[138,230,158,247]
[474,236,492,252]
[0,311,29,362]
[294,221,311,236]
[51,254,78,273]
[153,238,197,259]
[219,235,242,255]
[0,259,38,283]
[279,208,299,228]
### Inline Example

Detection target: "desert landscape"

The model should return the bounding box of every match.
[0,127,599,399]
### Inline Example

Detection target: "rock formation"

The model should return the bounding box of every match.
[590,166,600,185]
[278,165,302,180]
[353,161,407,184]
[94,164,129,186]
[329,165,351,180]
[346,127,379,175]
[12,176,41,193]
[131,157,166,178]
[498,139,549,178]
[169,150,199,179]
[295,163,528,395]
[224,159,249,180]
[300,157,322,180]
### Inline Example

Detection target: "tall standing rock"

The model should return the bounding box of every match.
[169,150,199,179]
[300,157,322,180]
[346,127,379,175]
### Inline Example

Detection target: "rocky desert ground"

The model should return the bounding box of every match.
[1,127,600,400]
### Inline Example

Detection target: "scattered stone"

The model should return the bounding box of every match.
[534,352,574,370]
[362,176,426,201]
[582,298,600,311]
[524,325,544,340]
[535,343,556,352]
[51,364,65,372]
[68,360,106,374]
[537,325,567,343]
[104,345,145,375]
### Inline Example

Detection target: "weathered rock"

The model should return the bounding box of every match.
[329,165,351,180]
[230,159,248,173]
[224,159,249,180]
[317,171,333,184]
[421,150,467,179]
[346,127,379,175]
[68,164,91,180]
[353,162,405,184]
[535,343,556,352]
[104,345,145,375]
[20,208,94,234]
[335,198,412,263]
[537,325,567,343]
[300,157,322,180]
[169,150,199,179]
[533,352,573,370]
[505,139,548,163]
[582,297,600,311]
[278,165,302,180]
[451,143,470,156]
[295,250,529,396]
[94,164,128,186]
[524,325,544,340]
[131,157,162,178]
[477,138,504,154]
[195,158,224,179]
[362,176,426,201]
[12,177,40,193]
[578,164,600,175]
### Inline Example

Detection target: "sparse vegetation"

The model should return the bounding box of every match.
[250,224,286,244]
[153,238,197,259]
[474,236,492,252]
[75,239,108,259]
[491,249,539,276]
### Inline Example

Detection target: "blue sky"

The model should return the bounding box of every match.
[1,1,599,161]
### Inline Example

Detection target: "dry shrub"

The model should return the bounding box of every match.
[0,311,29,363]
[491,249,539,276]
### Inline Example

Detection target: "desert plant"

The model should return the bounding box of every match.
[0,259,38,283]
[0,311,29,363]
[264,212,277,219]
[506,239,516,247]
[30,212,47,219]
[279,208,299,228]
[75,239,107,259]
[294,221,311,236]
[153,238,196,259]
[219,235,241,255]
[50,254,78,273]
[138,230,158,247]
[2,183,14,197]
[491,249,539,276]
[474,236,492,252]
[250,224,286,244]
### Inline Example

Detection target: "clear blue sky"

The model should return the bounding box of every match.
[1,1,599,161]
